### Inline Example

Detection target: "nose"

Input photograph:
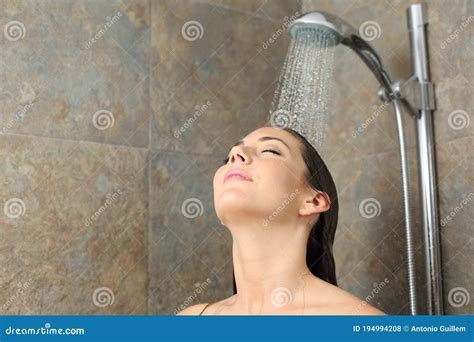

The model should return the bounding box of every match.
[229,147,250,165]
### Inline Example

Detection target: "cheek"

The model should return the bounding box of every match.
[257,162,301,202]
[257,162,302,215]
[262,161,296,185]
[213,167,224,188]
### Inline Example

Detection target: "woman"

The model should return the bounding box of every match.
[178,126,386,315]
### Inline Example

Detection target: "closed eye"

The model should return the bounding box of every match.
[222,149,281,164]
[262,149,281,155]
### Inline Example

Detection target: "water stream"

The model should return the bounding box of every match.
[270,27,337,153]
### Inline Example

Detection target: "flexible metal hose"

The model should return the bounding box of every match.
[393,99,418,315]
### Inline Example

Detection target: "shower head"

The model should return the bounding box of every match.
[288,11,394,95]
[288,12,351,46]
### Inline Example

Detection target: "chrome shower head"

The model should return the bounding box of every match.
[288,11,394,95]
[288,12,351,46]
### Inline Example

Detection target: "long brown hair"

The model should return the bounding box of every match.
[232,127,339,293]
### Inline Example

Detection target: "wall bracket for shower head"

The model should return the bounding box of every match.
[393,78,435,111]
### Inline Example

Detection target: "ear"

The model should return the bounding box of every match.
[298,190,331,217]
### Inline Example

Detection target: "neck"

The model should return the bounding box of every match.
[228,219,313,314]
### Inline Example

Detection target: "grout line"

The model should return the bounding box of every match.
[146,0,153,316]
[0,131,149,151]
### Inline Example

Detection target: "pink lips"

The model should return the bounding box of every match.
[224,168,253,183]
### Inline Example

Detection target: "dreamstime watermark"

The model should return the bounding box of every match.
[83,11,123,50]
[359,21,382,41]
[181,20,204,41]
[262,11,300,50]
[269,109,293,129]
[92,109,115,130]
[359,198,382,218]
[5,322,85,336]
[3,20,26,41]
[352,278,390,314]
[447,286,470,308]
[352,101,390,138]
[440,192,474,227]
[1,278,35,312]
[271,287,293,307]
[1,102,34,134]
[181,197,204,219]
[447,109,470,130]
[4,197,26,219]
[84,189,122,227]
[262,189,300,227]
[92,287,115,308]
[174,100,212,139]
[175,278,212,314]
[440,15,474,49]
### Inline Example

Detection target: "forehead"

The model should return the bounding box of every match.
[241,127,299,148]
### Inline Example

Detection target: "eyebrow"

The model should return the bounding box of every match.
[232,136,291,151]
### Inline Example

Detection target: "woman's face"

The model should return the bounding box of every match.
[213,127,309,226]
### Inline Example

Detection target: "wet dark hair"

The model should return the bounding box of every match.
[232,126,339,293]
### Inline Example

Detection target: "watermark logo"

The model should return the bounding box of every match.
[92,287,115,307]
[270,109,293,129]
[92,109,115,130]
[4,20,26,41]
[447,287,470,308]
[181,21,204,41]
[359,21,382,41]
[181,198,204,219]
[4,198,26,219]
[359,198,381,218]
[271,287,293,307]
[448,109,470,130]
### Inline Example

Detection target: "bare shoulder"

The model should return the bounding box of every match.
[326,285,387,315]
[180,296,235,315]
[305,279,387,315]
[175,303,208,315]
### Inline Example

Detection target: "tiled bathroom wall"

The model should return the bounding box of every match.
[302,0,473,315]
[1,0,471,316]
[1,0,151,314]
[0,0,300,315]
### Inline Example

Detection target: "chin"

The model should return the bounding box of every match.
[217,194,247,211]
[217,186,249,200]
[216,195,257,219]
